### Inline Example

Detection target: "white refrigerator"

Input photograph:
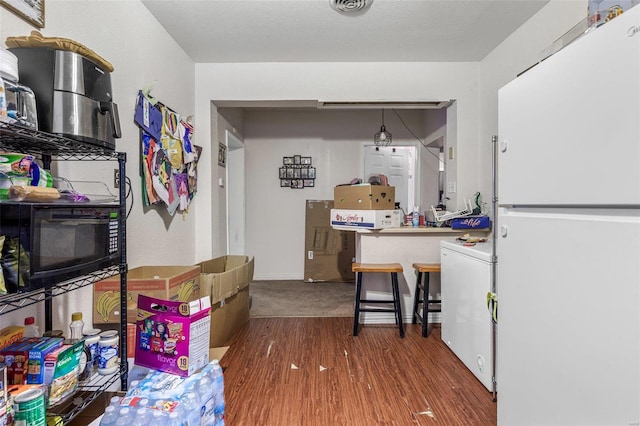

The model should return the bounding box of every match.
[497,7,640,426]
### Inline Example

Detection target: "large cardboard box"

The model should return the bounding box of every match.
[198,255,254,347]
[334,184,395,210]
[304,200,355,282]
[330,208,402,230]
[93,266,200,324]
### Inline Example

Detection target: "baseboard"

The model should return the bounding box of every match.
[253,273,303,281]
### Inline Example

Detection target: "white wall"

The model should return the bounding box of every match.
[1,0,196,330]
[243,109,433,279]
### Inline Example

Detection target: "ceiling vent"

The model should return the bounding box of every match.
[329,0,372,13]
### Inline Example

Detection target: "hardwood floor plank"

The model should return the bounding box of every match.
[220,318,496,425]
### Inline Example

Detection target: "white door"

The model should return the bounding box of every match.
[363,145,416,212]
[226,131,245,255]
[497,207,640,425]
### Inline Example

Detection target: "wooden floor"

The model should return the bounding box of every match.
[220,318,496,425]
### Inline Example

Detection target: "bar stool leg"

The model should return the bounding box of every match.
[391,272,405,338]
[412,271,422,324]
[421,272,430,337]
[353,271,363,336]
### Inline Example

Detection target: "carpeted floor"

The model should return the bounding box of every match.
[249,280,355,318]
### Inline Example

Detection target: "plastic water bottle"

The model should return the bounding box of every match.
[108,395,121,408]
[211,363,225,423]
[131,407,150,426]
[99,406,118,426]
[152,409,169,425]
[181,390,201,426]
[166,411,181,426]
[23,317,40,338]
[412,206,420,227]
[114,407,133,426]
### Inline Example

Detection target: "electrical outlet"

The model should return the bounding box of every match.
[114,169,120,188]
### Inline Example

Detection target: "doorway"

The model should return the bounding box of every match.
[226,130,245,255]
[363,145,417,212]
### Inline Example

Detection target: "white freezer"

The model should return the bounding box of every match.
[441,240,494,391]
[498,6,640,206]
[496,208,640,425]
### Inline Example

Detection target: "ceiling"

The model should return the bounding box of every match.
[141,0,550,63]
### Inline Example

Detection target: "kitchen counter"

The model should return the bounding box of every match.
[355,226,489,234]
[354,226,490,325]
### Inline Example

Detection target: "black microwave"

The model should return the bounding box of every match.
[0,202,121,292]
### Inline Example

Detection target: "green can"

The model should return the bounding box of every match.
[13,387,46,426]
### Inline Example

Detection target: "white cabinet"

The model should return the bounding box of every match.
[440,240,493,391]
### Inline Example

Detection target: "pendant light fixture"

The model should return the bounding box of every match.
[374,109,392,146]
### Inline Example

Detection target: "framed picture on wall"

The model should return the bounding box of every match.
[279,168,286,179]
[281,179,291,187]
[283,157,294,165]
[308,167,316,179]
[286,168,294,178]
[1,0,44,28]
[301,157,312,165]
[303,179,315,187]
[294,155,301,165]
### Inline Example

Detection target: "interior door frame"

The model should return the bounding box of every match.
[225,130,245,255]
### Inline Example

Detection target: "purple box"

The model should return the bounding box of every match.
[134,294,210,377]
[450,216,491,229]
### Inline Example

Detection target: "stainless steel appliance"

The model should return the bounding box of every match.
[3,79,38,129]
[0,202,121,292]
[8,48,121,150]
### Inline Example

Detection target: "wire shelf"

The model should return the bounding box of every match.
[0,265,121,316]
[0,122,119,160]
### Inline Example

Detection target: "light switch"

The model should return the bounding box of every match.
[447,181,456,193]
[218,178,225,187]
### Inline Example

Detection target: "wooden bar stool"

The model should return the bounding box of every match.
[352,262,404,338]
[412,263,442,337]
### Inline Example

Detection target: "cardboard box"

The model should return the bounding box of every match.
[198,256,254,347]
[198,256,252,304]
[304,200,355,282]
[26,337,64,384]
[330,209,402,230]
[43,341,83,406]
[93,265,200,324]
[0,325,24,349]
[134,294,211,377]
[209,288,250,348]
[450,216,491,229]
[334,184,395,210]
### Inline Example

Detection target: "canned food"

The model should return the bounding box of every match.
[13,387,46,426]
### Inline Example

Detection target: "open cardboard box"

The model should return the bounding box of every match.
[198,255,254,347]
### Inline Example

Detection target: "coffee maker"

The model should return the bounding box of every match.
[9,48,121,150]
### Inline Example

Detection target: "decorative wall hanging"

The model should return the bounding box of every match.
[280,155,315,189]
[135,89,201,216]
[1,0,44,28]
